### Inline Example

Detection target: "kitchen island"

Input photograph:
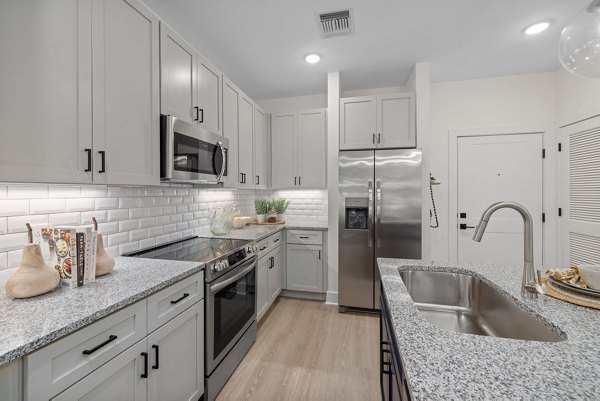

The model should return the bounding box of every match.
[379,259,600,400]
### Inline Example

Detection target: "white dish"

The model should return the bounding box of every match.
[232,216,249,229]
[578,264,600,290]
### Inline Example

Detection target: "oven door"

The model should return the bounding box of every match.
[206,256,257,374]
[161,114,228,184]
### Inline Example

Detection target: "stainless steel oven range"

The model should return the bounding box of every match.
[127,236,258,401]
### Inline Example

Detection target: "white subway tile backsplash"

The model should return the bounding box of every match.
[107,232,129,247]
[108,208,130,221]
[7,249,22,268]
[0,232,28,252]
[8,215,48,233]
[147,226,164,237]
[8,185,48,199]
[49,212,81,227]
[95,197,119,210]
[81,210,107,225]
[0,200,29,217]
[119,241,139,255]
[155,215,170,225]
[119,197,139,208]
[49,186,81,198]
[163,224,177,234]
[0,252,7,270]
[30,199,65,215]
[129,208,148,219]
[0,218,6,235]
[139,237,155,249]
[81,185,107,197]
[98,221,119,235]
[66,198,95,212]
[139,217,156,228]
[155,234,171,245]
[119,219,139,232]
[108,187,129,197]
[139,197,155,207]
[129,229,147,242]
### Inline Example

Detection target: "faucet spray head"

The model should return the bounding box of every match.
[472,219,488,242]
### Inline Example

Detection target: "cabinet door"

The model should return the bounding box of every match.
[297,109,326,188]
[51,339,147,401]
[91,0,160,186]
[160,22,197,124]
[340,96,377,150]
[222,78,241,188]
[257,256,270,320]
[197,55,221,135]
[286,244,323,292]
[268,248,283,303]
[377,93,416,149]
[254,106,268,189]
[0,0,93,184]
[147,301,204,401]
[238,94,255,189]
[271,112,296,188]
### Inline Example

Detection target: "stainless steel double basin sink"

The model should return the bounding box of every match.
[399,270,564,342]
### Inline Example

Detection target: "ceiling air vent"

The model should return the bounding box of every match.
[318,10,352,38]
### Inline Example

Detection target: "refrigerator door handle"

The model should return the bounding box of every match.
[368,180,374,248]
[376,180,382,247]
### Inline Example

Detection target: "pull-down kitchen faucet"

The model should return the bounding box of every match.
[472,201,539,299]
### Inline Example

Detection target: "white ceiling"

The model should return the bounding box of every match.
[145,0,589,100]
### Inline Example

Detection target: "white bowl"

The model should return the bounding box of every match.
[578,264,600,290]
[231,217,249,229]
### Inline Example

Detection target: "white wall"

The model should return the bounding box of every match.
[428,72,557,262]
[556,68,600,126]
[258,94,327,114]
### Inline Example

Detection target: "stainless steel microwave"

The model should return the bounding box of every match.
[160,115,228,184]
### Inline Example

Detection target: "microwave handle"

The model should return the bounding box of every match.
[210,259,256,294]
[216,141,226,182]
[163,115,176,180]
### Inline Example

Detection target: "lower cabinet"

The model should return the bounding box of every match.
[380,289,411,401]
[24,272,204,401]
[268,250,282,303]
[257,232,283,321]
[286,230,323,293]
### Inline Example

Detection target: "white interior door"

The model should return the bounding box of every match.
[561,115,600,266]
[456,133,544,267]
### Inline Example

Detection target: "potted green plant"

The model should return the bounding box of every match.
[272,199,290,222]
[254,199,270,223]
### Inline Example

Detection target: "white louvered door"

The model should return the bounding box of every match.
[561,115,600,266]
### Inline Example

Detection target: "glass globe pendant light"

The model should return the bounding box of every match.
[559,0,600,78]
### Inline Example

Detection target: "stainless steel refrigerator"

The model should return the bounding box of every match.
[338,149,422,310]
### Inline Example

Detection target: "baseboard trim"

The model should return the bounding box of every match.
[325,291,338,305]
[281,289,326,301]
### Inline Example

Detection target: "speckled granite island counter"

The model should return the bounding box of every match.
[0,257,202,367]
[379,258,600,400]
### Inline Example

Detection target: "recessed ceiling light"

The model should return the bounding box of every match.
[524,21,550,35]
[304,54,321,63]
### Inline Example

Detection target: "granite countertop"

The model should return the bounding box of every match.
[197,218,328,242]
[379,259,600,400]
[0,257,202,367]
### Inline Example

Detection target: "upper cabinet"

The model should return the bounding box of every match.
[340,92,415,150]
[271,109,326,189]
[0,0,159,185]
[238,94,255,189]
[160,24,222,135]
[254,106,268,189]
[92,0,160,186]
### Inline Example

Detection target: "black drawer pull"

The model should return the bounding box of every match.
[259,246,267,251]
[273,238,280,243]
[170,292,190,304]
[152,344,159,369]
[141,352,148,378]
[82,335,117,355]
[299,236,310,239]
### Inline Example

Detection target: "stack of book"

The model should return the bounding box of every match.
[35,226,98,288]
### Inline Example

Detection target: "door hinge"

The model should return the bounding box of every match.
[542,212,546,223]
[558,143,562,152]
[542,148,546,158]
[558,208,562,217]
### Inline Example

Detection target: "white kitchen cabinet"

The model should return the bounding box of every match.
[0,0,93,184]
[271,112,296,188]
[340,93,415,150]
[257,255,270,319]
[159,23,196,125]
[238,94,255,189]
[268,247,283,303]
[51,340,147,401]
[271,109,326,189]
[286,244,323,293]
[0,358,21,401]
[197,55,222,135]
[147,301,203,401]
[92,0,160,186]
[222,78,241,188]
[254,105,268,189]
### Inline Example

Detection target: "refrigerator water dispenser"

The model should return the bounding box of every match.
[345,198,368,230]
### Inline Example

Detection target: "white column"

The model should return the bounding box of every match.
[326,72,340,304]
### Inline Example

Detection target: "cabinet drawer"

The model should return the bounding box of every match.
[270,231,283,249]
[287,230,322,245]
[25,300,147,400]
[147,271,203,333]
[257,231,283,259]
[256,237,270,258]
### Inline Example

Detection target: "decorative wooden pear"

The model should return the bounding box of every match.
[5,224,60,299]
[93,217,115,276]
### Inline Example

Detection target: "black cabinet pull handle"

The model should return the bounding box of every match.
[152,344,159,370]
[273,238,280,243]
[294,177,297,185]
[372,133,376,144]
[198,108,204,123]
[170,292,190,304]
[256,175,260,185]
[318,250,321,260]
[239,173,244,184]
[98,150,106,173]
[299,236,309,239]
[141,352,148,378]
[378,133,381,144]
[299,176,301,186]
[82,335,117,355]
[243,173,246,183]
[194,106,200,121]
[259,246,267,251]
[85,149,92,172]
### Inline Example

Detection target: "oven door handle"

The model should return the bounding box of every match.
[216,141,226,182]
[210,260,256,294]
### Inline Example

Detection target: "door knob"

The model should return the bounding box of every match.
[459,223,475,230]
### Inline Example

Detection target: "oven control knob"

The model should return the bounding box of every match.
[211,263,219,272]
[217,261,226,271]
[223,260,229,268]
[246,246,254,254]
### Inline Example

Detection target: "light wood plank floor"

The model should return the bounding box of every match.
[216,297,381,401]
